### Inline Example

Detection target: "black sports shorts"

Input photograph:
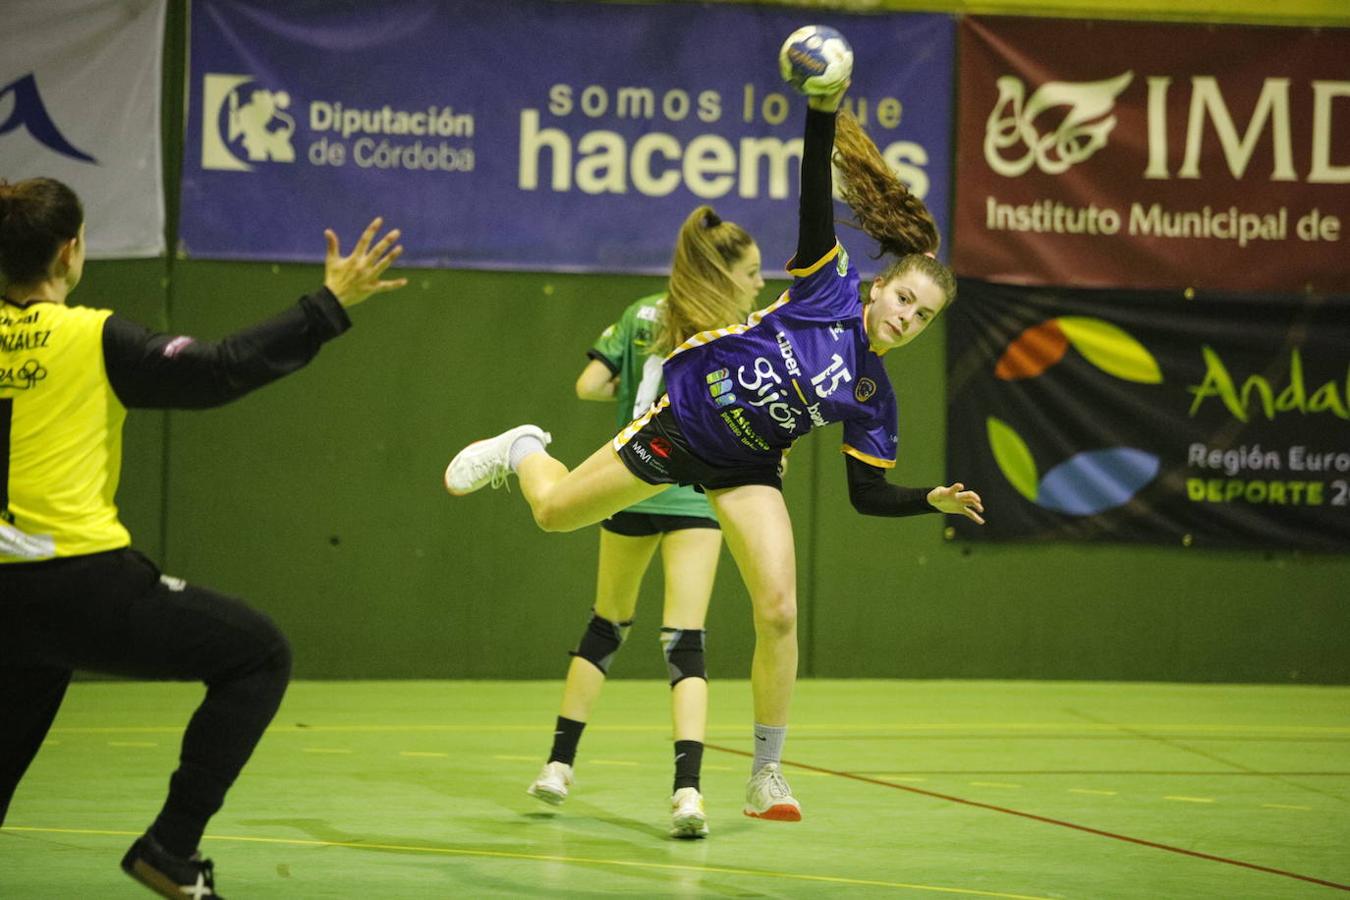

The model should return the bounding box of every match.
[611,399,783,493]
[601,511,721,537]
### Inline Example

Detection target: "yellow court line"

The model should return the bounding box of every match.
[46,721,1350,735]
[1163,796,1216,804]
[1069,789,1118,796]
[1,826,1056,899]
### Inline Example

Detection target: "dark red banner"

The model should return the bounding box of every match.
[954,17,1350,293]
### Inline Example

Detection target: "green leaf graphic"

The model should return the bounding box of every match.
[1058,317,1163,384]
[987,416,1039,502]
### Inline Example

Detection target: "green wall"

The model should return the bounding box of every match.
[95,0,1349,683]
[88,257,1347,684]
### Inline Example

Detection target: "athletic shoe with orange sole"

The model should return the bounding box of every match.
[743,763,802,821]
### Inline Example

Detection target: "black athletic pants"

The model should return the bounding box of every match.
[0,549,291,854]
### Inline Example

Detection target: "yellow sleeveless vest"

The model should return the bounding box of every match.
[1,302,130,562]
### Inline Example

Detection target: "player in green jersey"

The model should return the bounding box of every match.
[526,206,764,839]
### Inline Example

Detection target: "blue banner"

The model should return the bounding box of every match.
[181,0,953,274]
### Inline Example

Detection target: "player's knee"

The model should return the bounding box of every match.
[570,611,633,675]
[530,498,580,534]
[248,620,292,698]
[752,594,797,637]
[236,607,292,679]
[661,627,706,686]
[530,501,563,532]
[265,631,293,682]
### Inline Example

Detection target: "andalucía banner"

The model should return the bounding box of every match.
[180,0,953,274]
[946,280,1350,550]
[953,17,1350,294]
[0,0,166,258]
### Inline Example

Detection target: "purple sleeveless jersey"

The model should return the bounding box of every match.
[662,242,898,470]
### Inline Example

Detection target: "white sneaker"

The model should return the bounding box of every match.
[444,425,551,496]
[743,763,801,821]
[669,787,709,839]
[526,760,573,806]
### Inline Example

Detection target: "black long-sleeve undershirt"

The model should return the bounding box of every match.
[102,288,351,409]
[793,108,839,270]
[846,454,936,517]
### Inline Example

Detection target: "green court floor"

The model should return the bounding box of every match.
[2,680,1347,898]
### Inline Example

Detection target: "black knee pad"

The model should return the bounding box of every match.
[660,627,706,686]
[570,612,633,675]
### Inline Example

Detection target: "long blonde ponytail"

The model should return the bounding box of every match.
[653,206,756,355]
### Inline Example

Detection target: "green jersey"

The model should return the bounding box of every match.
[588,294,714,520]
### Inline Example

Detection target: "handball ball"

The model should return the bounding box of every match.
[778,25,853,96]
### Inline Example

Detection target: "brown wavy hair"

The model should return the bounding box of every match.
[833,110,955,305]
[653,205,756,355]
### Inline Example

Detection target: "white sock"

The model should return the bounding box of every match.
[752,723,787,772]
[508,434,547,471]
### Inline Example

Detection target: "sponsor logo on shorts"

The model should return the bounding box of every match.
[650,437,672,458]
[629,438,669,476]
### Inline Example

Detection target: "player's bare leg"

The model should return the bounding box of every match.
[707,485,802,821]
[517,445,661,533]
[659,527,720,838]
[529,529,659,806]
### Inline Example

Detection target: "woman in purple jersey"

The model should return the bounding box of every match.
[445,78,983,823]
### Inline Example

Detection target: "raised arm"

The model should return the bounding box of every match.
[792,87,847,269]
[103,218,404,409]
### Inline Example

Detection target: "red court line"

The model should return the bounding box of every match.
[706,743,1350,893]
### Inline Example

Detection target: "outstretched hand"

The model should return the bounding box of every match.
[323,217,408,308]
[928,482,985,525]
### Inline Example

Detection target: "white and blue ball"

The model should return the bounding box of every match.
[778,25,853,96]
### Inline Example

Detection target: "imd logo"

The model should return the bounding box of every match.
[984,72,1133,177]
[201,74,296,171]
[988,317,1161,515]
